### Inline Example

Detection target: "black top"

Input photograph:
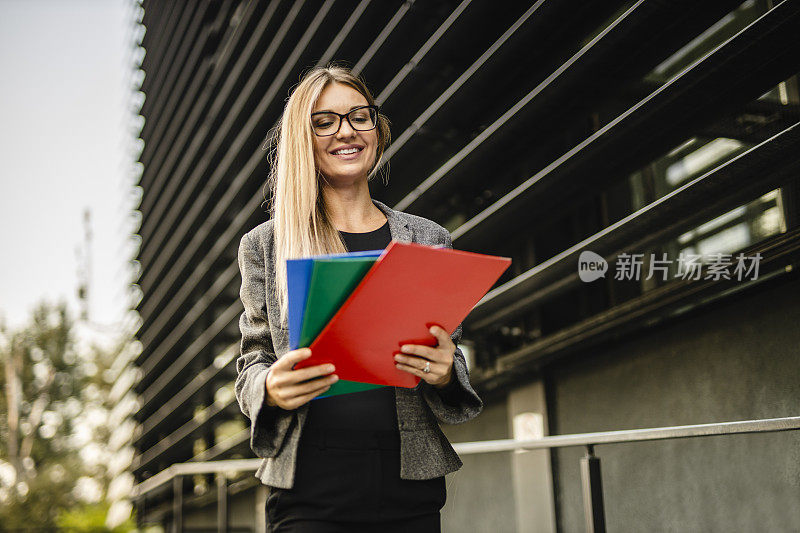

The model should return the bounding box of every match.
[303,219,398,431]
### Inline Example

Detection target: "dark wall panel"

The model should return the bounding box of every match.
[548,272,800,531]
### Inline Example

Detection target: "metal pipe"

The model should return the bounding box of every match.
[580,445,606,533]
[172,475,182,533]
[132,415,800,498]
[217,473,228,533]
[451,415,800,455]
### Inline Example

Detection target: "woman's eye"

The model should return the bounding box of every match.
[315,121,334,128]
[350,111,372,122]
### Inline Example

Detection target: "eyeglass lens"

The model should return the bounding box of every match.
[312,107,377,136]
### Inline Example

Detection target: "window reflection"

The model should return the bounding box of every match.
[645,0,761,85]
[676,190,784,262]
[665,138,746,187]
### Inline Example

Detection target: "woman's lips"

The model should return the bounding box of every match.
[330,146,363,160]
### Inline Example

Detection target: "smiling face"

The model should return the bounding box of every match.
[311,82,378,185]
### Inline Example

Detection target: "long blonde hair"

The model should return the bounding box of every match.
[264,65,391,328]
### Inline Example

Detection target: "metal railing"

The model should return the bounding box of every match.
[132,415,800,533]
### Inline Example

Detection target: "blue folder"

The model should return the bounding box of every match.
[286,249,385,351]
[286,249,386,399]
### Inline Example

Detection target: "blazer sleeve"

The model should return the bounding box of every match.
[234,232,294,458]
[418,227,483,424]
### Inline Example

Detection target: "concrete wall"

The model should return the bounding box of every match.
[548,273,800,532]
[509,382,557,533]
[442,398,516,533]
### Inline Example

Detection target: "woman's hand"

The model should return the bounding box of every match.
[393,325,455,388]
[265,348,338,410]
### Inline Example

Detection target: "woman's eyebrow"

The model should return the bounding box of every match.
[313,104,367,113]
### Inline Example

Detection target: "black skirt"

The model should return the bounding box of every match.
[265,427,446,533]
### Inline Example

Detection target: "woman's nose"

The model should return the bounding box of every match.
[336,118,356,138]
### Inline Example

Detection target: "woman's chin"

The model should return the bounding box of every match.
[322,166,371,184]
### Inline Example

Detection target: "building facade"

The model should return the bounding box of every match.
[130,0,800,531]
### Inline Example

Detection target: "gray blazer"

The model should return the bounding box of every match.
[235,198,483,489]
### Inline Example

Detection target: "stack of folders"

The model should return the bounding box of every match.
[287,239,511,399]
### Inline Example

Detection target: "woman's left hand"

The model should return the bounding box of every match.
[394,325,455,388]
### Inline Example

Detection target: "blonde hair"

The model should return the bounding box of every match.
[264,65,391,328]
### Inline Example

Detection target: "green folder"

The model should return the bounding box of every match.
[300,258,387,398]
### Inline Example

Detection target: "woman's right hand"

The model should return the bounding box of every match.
[265,348,338,410]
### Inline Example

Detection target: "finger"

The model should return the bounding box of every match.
[286,385,331,409]
[399,343,436,360]
[428,324,450,343]
[395,353,438,368]
[274,348,313,370]
[429,325,456,351]
[286,373,338,397]
[395,362,441,383]
[395,356,443,374]
[285,363,336,385]
[283,373,338,399]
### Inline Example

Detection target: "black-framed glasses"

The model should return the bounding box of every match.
[310,105,379,137]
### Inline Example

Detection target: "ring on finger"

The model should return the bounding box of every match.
[423,361,431,373]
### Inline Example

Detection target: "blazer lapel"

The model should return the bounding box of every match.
[372,199,413,243]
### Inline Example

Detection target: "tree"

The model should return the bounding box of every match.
[0,299,135,531]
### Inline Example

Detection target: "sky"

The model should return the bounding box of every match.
[0,0,138,335]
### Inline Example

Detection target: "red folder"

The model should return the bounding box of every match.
[295,240,511,387]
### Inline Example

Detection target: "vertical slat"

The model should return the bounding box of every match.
[217,472,228,533]
[172,475,183,533]
[255,484,268,533]
[580,446,606,533]
[217,473,228,533]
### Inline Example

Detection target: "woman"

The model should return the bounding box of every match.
[235,65,483,533]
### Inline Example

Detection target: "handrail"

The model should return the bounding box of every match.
[452,415,800,454]
[133,458,262,498]
[132,414,800,496]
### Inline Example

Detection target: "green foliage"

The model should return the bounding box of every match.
[56,500,137,532]
[0,299,133,531]
[57,501,110,530]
